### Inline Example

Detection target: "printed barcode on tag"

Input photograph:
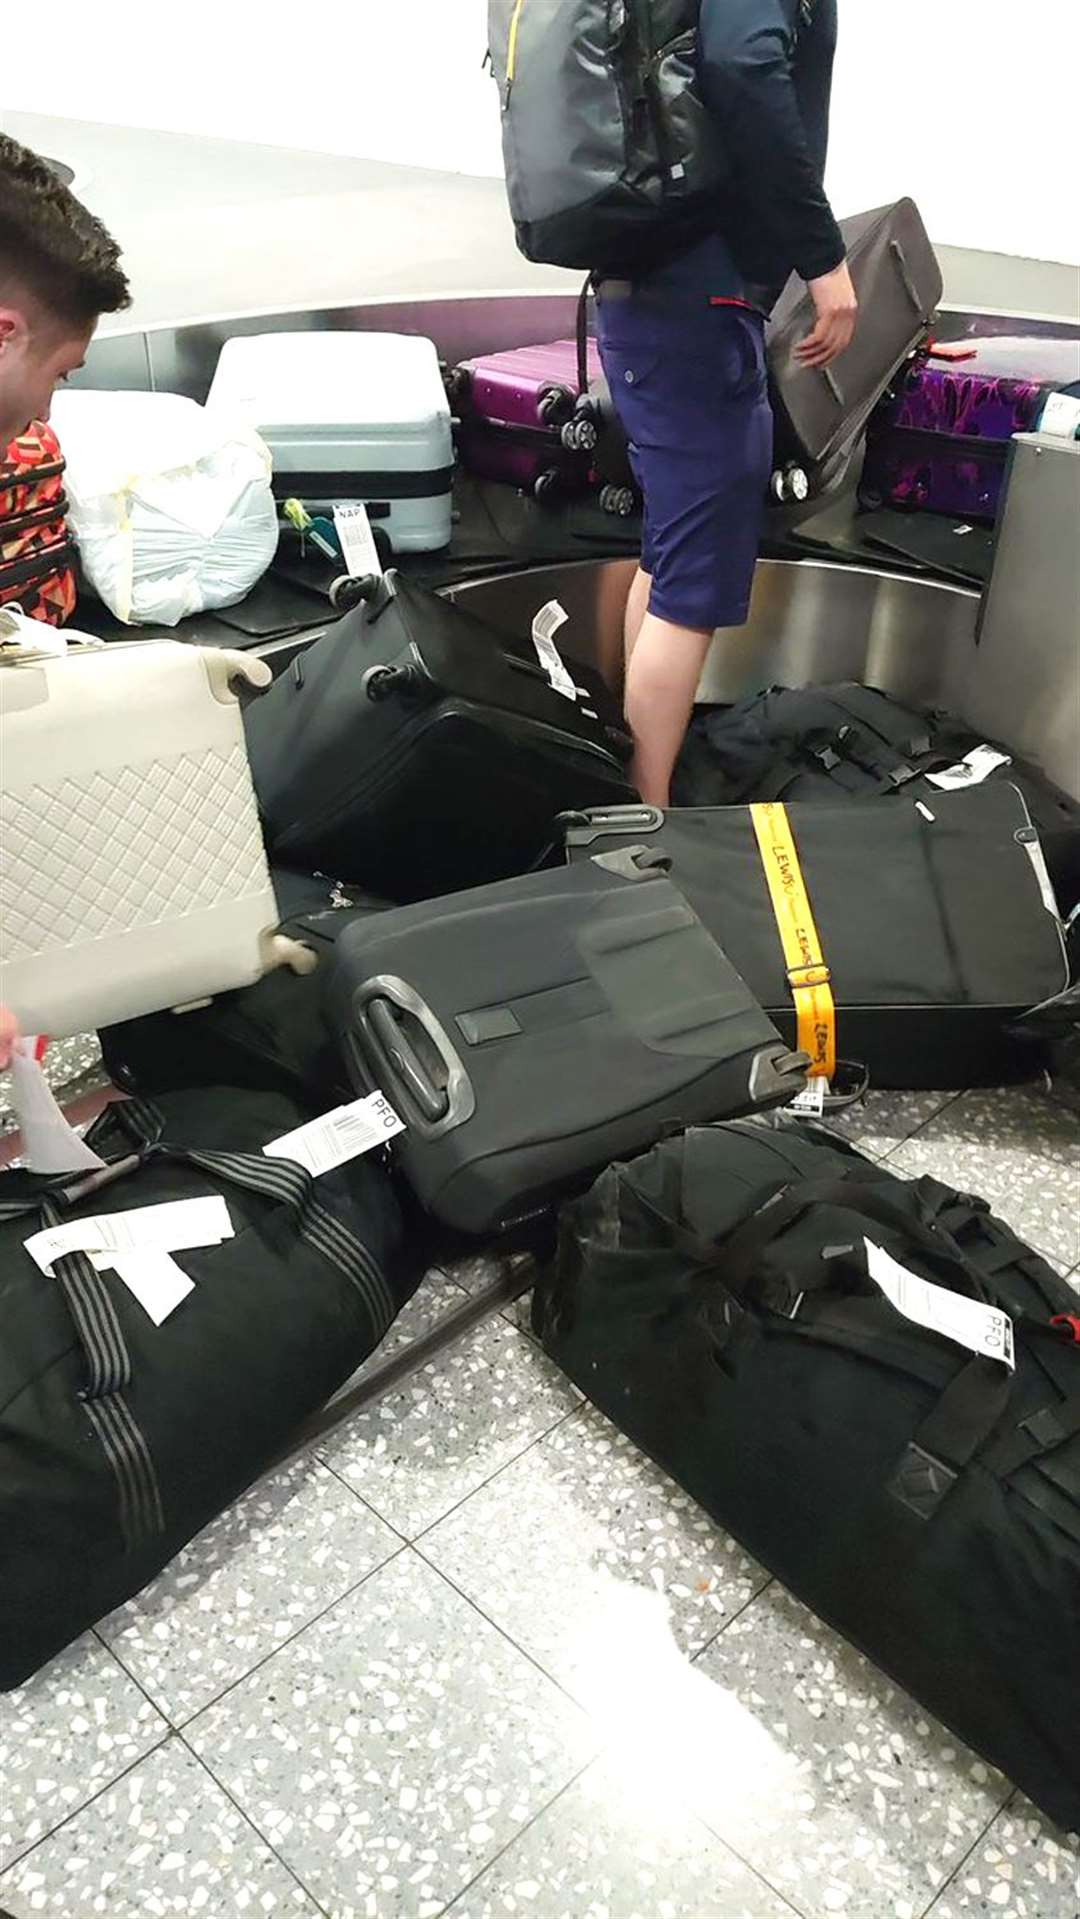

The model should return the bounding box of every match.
[263,1092,405,1178]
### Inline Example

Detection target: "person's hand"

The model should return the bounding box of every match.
[0,1006,19,1071]
[797,260,858,368]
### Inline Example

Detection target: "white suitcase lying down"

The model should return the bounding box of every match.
[0,637,310,1038]
[207,331,454,555]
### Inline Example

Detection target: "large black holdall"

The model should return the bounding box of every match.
[676,681,1080,914]
[327,854,807,1234]
[100,868,393,1108]
[0,1085,406,1687]
[535,1118,1080,1830]
[562,785,1071,1088]
[244,571,636,901]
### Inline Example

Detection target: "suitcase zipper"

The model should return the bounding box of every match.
[870,423,1013,454]
[279,703,624,850]
[0,539,75,586]
[503,0,526,102]
[0,457,65,489]
[0,496,69,540]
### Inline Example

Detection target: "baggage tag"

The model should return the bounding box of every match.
[788,1078,827,1118]
[109,1251,195,1326]
[865,1238,1015,1369]
[263,1091,405,1178]
[1037,391,1080,441]
[333,502,384,578]
[531,600,579,701]
[25,1195,234,1276]
[925,745,1011,791]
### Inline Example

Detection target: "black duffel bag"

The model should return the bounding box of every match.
[676,682,1080,915]
[535,1118,1080,1829]
[0,1085,407,1687]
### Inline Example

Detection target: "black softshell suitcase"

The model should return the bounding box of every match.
[326,854,807,1234]
[535,1120,1080,1831]
[244,572,636,901]
[562,786,1070,1088]
[767,200,943,493]
[100,868,393,1107]
[0,1085,406,1686]
[676,681,1080,915]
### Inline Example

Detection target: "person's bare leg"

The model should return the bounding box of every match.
[624,609,713,808]
[623,565,652,673]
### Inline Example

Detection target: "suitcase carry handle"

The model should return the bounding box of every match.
[890,238,929,318]
[354,975,476,1139]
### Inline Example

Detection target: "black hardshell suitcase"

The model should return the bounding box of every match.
[767,200,943,497]
[326,854,807,1234]
[676,682,1080,915]
[244,572,636,901]
[535,1119,1080,1832]
[562,786,1070,1088]
[100,869,393,1108]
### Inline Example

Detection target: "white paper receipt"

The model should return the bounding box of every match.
[263,1092,405,1177]
[926,745,1011,792]
[531,599,578,701]
[333,501,384,578]
[865,1238,1015,1369]
[25,1195,233,1277]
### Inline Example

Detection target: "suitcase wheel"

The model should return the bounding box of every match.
[599,483,637,518]
[770,463,811,506]
[560,414,598,453]
[537,382,576,429]
[533,469,564,504]
[444,365,472,407]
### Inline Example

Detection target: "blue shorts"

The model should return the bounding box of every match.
[596,298,773,631]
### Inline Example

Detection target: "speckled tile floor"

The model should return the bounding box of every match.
[0,1064,1078,1919]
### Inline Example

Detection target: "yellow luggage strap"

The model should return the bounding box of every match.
[749,802,836,1080]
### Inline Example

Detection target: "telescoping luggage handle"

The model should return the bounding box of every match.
[353,975,476,1140]
[1,1096,397,1552]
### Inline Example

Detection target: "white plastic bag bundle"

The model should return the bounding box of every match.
[49,391,278,626]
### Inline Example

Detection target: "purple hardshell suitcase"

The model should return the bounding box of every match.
[453,338,601,432]
[860,335,1080,522]
[451,338,620,504]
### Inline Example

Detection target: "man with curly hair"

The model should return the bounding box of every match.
[0,134,131,446]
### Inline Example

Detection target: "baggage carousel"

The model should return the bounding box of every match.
[59,280,1080,808]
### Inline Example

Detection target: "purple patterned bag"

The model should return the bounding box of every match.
[860,335,1080,522]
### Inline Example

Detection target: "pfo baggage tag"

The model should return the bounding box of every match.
[926,745,1011,791]
[25,1194,234,1276]
[333,501,384,578]
[531,600,578,701]
[865,1238,1015,1370]
[263,1091,405,1178]
[788,1078,827,1118]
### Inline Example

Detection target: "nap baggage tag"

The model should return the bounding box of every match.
[926,745,1011,791]
[263,1092,404,1178]
[7,1039,107,1175]
[531,600,578,701]
[865,1238,1015,1369]
[333,501,384,578]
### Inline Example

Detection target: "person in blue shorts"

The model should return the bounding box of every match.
[596,0,857,806]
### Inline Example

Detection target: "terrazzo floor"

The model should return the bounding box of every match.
[1,1042,1078,1919]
